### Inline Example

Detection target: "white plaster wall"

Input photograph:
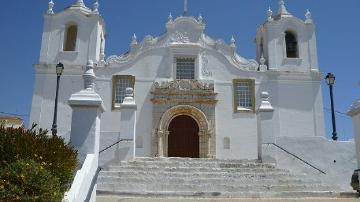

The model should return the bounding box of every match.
[40,13,104,66]
[351,113,360,167]
[263,136,357,191]
[348,99,360,169]
[215,83,258,159]
[29,69,83,141]
[266,78,325,138]
[30,45,326,160]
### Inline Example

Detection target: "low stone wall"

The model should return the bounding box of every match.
[348,99,360,167]
[262,136,357,191]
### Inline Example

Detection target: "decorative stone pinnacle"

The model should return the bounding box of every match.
[260,54,266,65]
[267,7,273,21]
[168,13,173,22]
[231,36,235,43]
[83,60,96,90]
[261,91,270,100]
[278,0,290,16]
[230,36,236,48]
[184,0,188,16]
[131,33,138,47]
[259,91,274,112]
[198,14,203,23]
[92,0,99,15]
[305,9,313,24]
[259,54,267,71]
[125,87,134,98]
[47,0,54,15]
[75,0,85,6]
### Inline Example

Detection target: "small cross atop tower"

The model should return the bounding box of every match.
[184,0,188,16]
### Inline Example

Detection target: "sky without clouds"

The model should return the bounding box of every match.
[0,0,359,140]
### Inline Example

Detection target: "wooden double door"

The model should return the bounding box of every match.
[168,115,199,158]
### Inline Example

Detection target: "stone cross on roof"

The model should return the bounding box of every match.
[184,0,188,16]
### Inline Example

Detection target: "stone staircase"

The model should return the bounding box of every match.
[96,157,341,199]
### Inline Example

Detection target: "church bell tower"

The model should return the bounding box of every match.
[39,0,106,67]
[256,0,318,72]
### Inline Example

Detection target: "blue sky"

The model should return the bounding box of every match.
[0,0,358,140]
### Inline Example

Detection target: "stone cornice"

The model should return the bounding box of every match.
[265,70,322,81]
[35,64,85,75]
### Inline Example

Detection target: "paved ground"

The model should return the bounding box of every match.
[97,195,360,202]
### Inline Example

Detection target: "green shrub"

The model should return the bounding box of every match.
[0,159,62,201]
[0,124,78,193]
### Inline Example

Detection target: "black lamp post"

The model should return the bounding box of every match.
[325,72,338,141]
[51,62,64,136]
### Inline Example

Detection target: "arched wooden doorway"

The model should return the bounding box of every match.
[168,115,199,158]
[155,105,213,158]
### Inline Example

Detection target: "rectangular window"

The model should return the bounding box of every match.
[112,75,135,110]
[176,58,195,79]
[233,79,255,112]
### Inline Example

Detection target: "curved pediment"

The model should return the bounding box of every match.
[166,16,205,44]
[106,15,260,71]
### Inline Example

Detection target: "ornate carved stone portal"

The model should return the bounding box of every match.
[151,80,217,158]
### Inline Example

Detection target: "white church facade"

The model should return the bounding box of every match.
[30,0,357,193]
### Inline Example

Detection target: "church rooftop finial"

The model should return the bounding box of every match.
[183,0,188,16]
[305,9,313,24]
[168,12,173,22]
[47,0,55,15]
[75,0,85,7]
[278,0,291,16]
[267,6,273,22]
[198,14,203,23]
[230,36,236,48]
[92,0,100,15]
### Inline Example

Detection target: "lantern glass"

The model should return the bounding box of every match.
[56,63,64,76]
[325,73,335,85]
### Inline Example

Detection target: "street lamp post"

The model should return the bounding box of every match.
[51,62,64,136]
[325,72,338,141]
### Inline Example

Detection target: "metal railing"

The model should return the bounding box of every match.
[263,142,326,175]
[99,139,133,154]
[85,139,133,201]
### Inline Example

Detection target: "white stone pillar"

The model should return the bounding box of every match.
[120,87,137,160]
[157,131,164,157]
[257,91,274,161]
[68,60,105,163]
[348,99,360,167]
[207,133,212,158]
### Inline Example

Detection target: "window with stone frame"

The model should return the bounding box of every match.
[112,75,135,110]
[63,24,78,51]
[176,57,195,79]
[233,79,255,112]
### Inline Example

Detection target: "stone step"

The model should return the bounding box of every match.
[100,169,296,179]
[113,159,275,169]
[96,158,339,198]
[99,171,301,181]
[106,165,287,173]
[97,195,359,202]
[97,182,334,193]
[97,189,339,199]
[134,157,261,164]
[97,176,320,187]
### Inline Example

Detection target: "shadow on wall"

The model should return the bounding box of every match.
[98,132,134,168]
